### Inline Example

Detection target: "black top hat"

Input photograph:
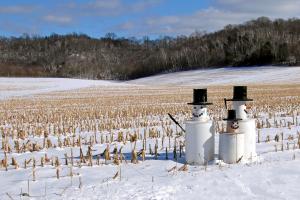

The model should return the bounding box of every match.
[188,88,213,105]
[227,86,253,101]
[223,110,242,121]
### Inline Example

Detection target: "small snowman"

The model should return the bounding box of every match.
[223,110,242,134]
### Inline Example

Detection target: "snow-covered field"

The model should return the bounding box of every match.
[0,78,125,100]
[0,67,300,200]
[0,66,299,100]
[128,66,300,86]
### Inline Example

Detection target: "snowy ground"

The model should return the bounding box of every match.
[0,66,299,100]
[0,78,125,100]
[2,149,300,200]
[0,67,300,200]
[127,66,300,86]
[1,66,299,100]
[1,122,300,200]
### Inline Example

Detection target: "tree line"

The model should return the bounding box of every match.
[0,17,299,80]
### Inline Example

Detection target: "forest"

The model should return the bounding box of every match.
[0,17,299,80]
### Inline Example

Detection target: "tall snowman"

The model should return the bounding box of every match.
[185,89,215,165]
[225,86,257,162]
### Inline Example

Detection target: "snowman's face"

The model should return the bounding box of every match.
[227,120,239,133]
[231,121,239,129]
[192,106,207,118]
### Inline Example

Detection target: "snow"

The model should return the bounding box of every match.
[0,67,300,200]
[127,66,300,86]
[0,67,299,100]
[0,77,125,100]
[1,131,300,200]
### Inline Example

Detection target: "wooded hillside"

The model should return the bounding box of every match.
[0,17,299,80]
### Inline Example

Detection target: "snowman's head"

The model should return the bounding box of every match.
[231,121,239,129]
[226,120,240,133]
[192,105,207,119]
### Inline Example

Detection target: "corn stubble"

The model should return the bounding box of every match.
[0,84,299,181]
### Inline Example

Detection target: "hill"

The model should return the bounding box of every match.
[1,66,299,100]
[127,66,300,86]
[0,17,300,80]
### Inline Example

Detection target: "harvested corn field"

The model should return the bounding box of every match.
[1,67,300,200]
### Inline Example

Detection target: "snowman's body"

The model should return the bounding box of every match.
[185,104,215,165]
[232,101,257,162]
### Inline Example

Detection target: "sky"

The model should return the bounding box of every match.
[0,0,299,38]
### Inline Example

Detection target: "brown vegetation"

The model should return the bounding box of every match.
[0,84,299,167]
